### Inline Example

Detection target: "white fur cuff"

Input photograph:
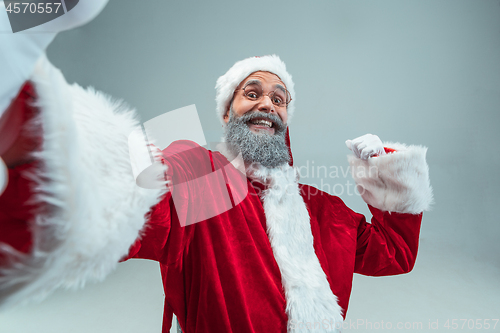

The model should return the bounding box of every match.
[0,55,163,309]
[348,142,433,214]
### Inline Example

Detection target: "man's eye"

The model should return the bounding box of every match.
[273,97,283,104]
[246,92,258,99]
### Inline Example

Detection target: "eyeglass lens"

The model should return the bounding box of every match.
[243,82,289,107]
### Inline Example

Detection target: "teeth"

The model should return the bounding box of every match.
[250,119,273,128]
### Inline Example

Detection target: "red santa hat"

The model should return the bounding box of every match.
[215,55,296,125]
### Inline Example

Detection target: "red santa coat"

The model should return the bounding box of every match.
[0,56,432,333]
[124,140,423,333]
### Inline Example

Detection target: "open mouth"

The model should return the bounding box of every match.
[247,117,276,134]
[248,118,274,128]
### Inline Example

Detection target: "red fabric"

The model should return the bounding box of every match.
[0,82,40,167]
[0,81,40,264]
[0,161,38,264]
[0,82,40,163]
[127,141,422,333]
[384,147,397,154]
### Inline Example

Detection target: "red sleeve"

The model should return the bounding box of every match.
[125,191,173,261]
[354,205,422,276]
[0,162,38,263]
[124,140,211,262]
[0,82,41,264]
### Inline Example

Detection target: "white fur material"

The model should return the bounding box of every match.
[248,164,343,332]
[348,142,433,214]
[0,55,164,309]
[215,55,296,124]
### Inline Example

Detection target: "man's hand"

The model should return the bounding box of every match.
[345,134,386,160]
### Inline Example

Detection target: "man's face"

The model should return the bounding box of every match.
[223,71,288,134]
[222,71,291,168]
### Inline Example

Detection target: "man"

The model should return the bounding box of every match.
[0,3,433,333]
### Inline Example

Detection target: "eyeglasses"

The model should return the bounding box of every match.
[235,81,292,108]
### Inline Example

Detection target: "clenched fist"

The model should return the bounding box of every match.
[345,134,386,160]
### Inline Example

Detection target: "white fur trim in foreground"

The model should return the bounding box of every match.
[215,55,296,124]
[348,142,433,214]
[248,164,343,332]
[0,55,164,309]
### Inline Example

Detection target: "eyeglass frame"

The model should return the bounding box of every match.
[233,80,292,108]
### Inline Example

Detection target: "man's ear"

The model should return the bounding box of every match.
[223,110,229,124]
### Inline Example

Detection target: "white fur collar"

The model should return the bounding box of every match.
[246,163,344,332]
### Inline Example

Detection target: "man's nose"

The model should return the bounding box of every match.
[257,95,276,114]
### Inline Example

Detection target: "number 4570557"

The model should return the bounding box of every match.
[6,2,62,14]
[444,319,498,329]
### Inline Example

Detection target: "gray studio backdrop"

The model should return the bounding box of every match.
[1,0,499,332]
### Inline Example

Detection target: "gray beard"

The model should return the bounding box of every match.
[223,109,290,169]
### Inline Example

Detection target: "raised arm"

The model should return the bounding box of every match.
[0,1,168,309]
[346,134,433,276]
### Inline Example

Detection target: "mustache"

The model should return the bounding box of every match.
[225,109,290,168]
[233,111,286,133]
